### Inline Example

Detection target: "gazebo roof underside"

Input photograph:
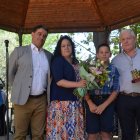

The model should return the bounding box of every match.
[0,0,140,34]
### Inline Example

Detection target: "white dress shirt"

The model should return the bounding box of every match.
[30,43,49,95]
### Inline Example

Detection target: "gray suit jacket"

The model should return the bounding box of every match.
[9,45,52,105]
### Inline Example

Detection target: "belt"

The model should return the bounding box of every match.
[92,95,110,100]
[120,92,140,97]
[29,91,46,98]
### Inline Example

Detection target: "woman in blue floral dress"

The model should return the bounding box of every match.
[46,35,86,140]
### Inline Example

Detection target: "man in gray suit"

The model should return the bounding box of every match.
[9,25,52,140]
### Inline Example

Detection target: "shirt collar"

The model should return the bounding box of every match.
[122,48,137,58]
[31,43,43,52]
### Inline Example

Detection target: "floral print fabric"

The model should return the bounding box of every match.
[46,100,85,140]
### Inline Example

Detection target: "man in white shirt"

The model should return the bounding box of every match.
[9,25,52,140]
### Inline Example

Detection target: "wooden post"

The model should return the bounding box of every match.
[18,30,23,46]
[93,27,110,52]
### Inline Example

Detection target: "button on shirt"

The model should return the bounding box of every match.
[112,48,140,94]
[31,44,49,95]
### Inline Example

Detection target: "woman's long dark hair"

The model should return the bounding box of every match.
[52,35,78,64]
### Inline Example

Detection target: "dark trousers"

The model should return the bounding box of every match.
[117,95,140,140]
[0,104,7,136]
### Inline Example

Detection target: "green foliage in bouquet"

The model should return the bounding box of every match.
[74,56,110,99]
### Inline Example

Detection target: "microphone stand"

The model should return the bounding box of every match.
[5,40,9,140]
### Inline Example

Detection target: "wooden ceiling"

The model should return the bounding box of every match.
[0,0,140,34]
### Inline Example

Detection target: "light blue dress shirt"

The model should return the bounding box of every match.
[112,48,140,94]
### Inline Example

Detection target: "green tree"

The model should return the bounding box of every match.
[110,24,140,56]
[0,30,18,82]
[1,23,140,81]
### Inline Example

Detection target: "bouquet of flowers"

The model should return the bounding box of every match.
[74,56,110,99]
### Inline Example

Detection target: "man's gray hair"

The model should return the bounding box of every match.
[119,29,136,39]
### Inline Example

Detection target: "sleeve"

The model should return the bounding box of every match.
[112,67,120,93]
[51,57,64,83]
[9,47,18,85]
[1,90,7,104]
[0,91,3,105]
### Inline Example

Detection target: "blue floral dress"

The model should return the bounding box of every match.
[46,64,86,140]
